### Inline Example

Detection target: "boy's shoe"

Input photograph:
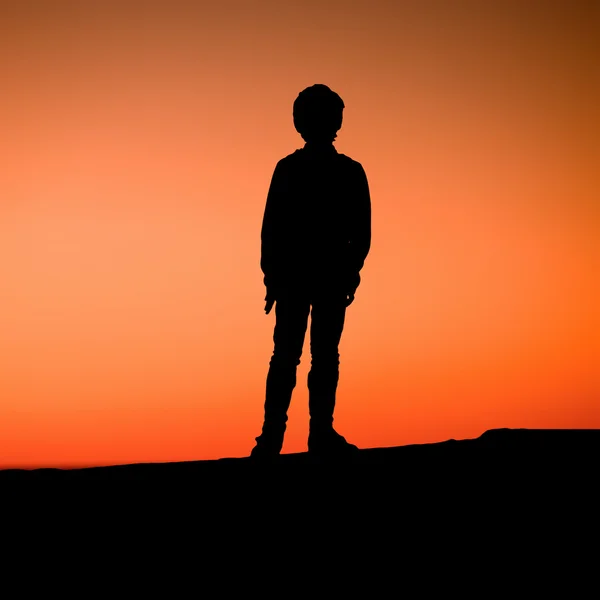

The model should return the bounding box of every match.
[249,427,285,461]
[307,427,360,458]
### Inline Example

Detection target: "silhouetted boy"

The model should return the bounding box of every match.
[251,84,371,459]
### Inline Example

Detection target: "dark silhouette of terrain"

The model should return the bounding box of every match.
[4,428,596,567]
[3,429,598,484]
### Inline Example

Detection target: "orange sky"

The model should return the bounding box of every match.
[1,1,598,467]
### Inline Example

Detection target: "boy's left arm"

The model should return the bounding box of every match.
[346,162,372,298]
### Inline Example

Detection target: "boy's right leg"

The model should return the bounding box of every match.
[251,292,311,458]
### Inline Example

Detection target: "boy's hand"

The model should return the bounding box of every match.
[265,289,353,311]
[265,288,276,314]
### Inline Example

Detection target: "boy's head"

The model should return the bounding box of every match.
[293,84,344,144]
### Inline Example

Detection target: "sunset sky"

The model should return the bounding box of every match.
[1,0,598,467]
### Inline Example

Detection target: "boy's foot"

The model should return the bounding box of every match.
[249,441,280,461]
[249,428,285,461]
[307,427,360,458]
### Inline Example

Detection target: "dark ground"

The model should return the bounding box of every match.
[2,428,597,584]
[3,428,597,491]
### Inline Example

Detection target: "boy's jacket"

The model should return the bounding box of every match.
[261,144,371,296]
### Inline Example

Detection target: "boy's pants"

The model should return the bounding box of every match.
[262,286,348,432]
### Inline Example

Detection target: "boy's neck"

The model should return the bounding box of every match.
[304,141,337,153]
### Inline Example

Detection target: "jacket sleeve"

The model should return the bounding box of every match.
[260,161,285,290]
[346,162,371,294]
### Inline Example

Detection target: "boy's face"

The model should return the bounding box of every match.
[295,107,343,144]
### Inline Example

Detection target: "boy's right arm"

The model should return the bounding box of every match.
[261,161,285,312]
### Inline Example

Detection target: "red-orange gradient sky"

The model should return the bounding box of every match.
[1,1,598,467]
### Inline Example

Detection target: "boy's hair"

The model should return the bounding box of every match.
[293,84,345,143]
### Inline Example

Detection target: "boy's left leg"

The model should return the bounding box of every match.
[307,289,359,456]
